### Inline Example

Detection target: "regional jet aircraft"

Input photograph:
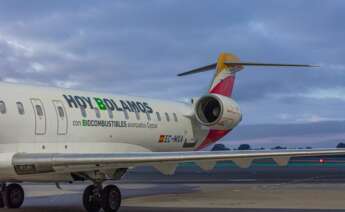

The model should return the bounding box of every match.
[0,52,343,212]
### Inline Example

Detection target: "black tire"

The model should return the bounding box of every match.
[4,183,24,208]
[83,185,101,212]
[0,192,4,208]
[101,185,121,212]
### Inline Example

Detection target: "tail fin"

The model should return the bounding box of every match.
[178,52,318,97]
[208,53,241,97]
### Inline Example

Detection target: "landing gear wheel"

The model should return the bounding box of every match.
[101,185,121,212]
[83,185,101,212]
[0,193,4,208]
[4,183,24,208]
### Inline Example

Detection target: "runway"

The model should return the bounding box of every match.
[2,183,345,212]
[3,159,345,212]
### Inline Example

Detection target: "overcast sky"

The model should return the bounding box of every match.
[0,1,344,125]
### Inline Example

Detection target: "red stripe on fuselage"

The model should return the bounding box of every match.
[196,129,230,150]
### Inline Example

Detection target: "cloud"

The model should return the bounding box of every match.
[300,87,345,101]
[0,1,344,124]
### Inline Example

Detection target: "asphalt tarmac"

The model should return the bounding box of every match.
[2,183,345,212]
[3,159,345,212]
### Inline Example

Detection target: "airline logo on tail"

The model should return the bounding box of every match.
[208,53,242,97]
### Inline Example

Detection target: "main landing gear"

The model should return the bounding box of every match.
[83,184,121,212]
[0,182,121,211]
[0,183,25,209]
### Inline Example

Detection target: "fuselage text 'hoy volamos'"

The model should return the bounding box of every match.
[63,95,154,113]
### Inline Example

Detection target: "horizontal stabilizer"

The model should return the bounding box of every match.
[178,63,217,76]
[224,62,318,67]
[178,61,318,76]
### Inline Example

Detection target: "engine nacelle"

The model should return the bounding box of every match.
[194,94,242,130]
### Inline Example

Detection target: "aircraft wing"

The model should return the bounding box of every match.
[12,149,345,176]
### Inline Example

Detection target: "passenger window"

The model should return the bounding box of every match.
[146,112,151,121]
[16,102,25,115]
[57,106,64,118]
[95,108,101,118]
[0,101,6,114]
[80,106,87,118]
[156,112,161,121]
[135,112,140,120]
[165,112,170,122]
[123,110,129,120]
[173,113,178,122]
[107,109,113,119]
[36,105,43,116]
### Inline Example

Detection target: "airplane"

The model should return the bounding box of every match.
[0,52,343,212]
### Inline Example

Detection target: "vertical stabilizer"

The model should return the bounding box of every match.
[177,53,316,150]
[208,53,242,97]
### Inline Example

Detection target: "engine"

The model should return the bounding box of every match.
[194,94,242,130]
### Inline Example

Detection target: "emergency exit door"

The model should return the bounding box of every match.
[31,98,46,135]
[53,100,68,135]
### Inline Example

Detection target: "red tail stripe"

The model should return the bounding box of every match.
[209,75,235,97]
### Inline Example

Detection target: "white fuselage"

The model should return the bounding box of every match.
[0,82,241,181]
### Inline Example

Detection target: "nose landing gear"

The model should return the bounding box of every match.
[83,184,121,212]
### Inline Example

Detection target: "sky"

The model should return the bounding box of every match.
[0,1,345,125]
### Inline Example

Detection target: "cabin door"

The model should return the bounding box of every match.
[31,98,46,135]
[52,100,68,135]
